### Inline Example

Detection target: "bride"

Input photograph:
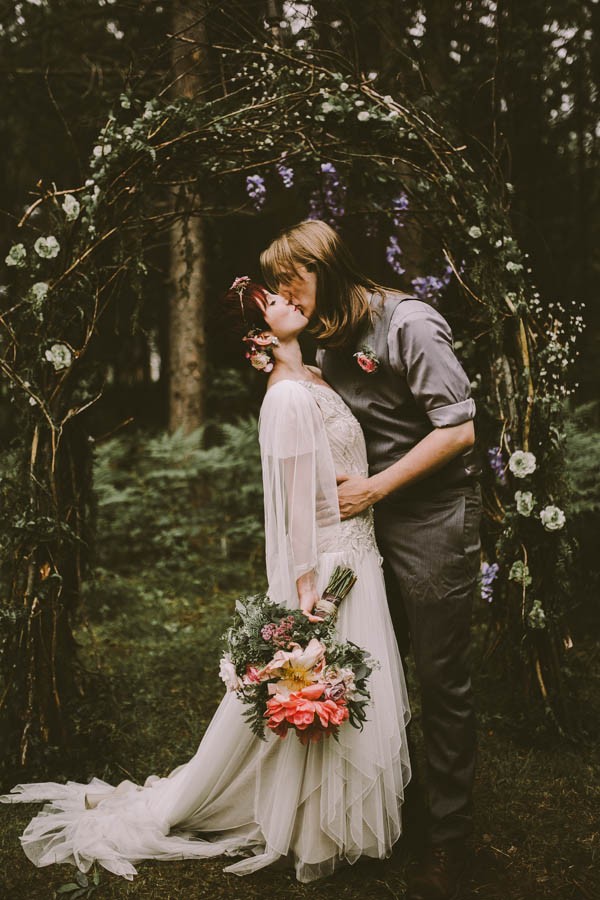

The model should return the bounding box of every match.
[0,278,411,884]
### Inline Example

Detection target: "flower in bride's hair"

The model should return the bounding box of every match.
[242,328,279,374]
[246,349,273,372]
[230,275,251,292]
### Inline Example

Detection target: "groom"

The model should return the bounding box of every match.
[262,220,482,900]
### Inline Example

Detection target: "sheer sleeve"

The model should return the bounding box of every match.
[258,380,340,608]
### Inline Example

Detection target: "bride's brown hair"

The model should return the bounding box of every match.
[220,279,269,341]
[260,220,384,350]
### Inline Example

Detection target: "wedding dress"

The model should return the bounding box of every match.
[0,379,411,883]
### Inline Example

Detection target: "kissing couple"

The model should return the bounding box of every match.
[2,219,482,900]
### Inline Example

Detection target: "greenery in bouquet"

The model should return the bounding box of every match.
[219,589,375,746]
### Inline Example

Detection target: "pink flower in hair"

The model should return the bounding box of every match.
[230,275,251,292]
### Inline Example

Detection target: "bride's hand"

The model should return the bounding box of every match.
[299,589,326,623]
[296,571,325,622]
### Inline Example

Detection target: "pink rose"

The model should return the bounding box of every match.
[324,682,346,703]
[242,665,264,685]
[354,349,379,373]
[249,350,273,372]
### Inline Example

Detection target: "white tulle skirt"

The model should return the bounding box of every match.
[0,547,411,883]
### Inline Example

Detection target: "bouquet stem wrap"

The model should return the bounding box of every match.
[314,566,357,619]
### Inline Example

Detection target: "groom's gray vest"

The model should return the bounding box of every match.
[317,290,482,500]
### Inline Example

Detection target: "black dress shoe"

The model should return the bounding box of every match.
[406,839,468,900]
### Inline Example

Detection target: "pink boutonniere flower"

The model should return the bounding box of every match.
[354,347,379,374]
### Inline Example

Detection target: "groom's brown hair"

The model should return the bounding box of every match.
[260,220,383,349]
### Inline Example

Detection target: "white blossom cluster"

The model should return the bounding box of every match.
[61,194,80,221]
[34,235,60,258]
[508,450,537,478]
[509,560,532,586]
[508,452,566,531]
[514,490,535,516]
[5,235,60,267]
[535,299,585,404]
[44,342,72,372]
[527,599,546,630]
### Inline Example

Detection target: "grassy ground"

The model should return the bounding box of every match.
[1,558,598,900]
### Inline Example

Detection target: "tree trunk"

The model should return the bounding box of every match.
[168,2,209,434]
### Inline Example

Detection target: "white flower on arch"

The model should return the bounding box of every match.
[508,450,537,478]
[44,342,72,372]
[34,235,60,259]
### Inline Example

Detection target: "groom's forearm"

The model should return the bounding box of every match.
[368,421,475,503]
[336,422,475,518]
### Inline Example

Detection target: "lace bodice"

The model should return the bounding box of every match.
[299,381,380,560]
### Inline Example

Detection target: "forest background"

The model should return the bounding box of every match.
[0,2,599,899]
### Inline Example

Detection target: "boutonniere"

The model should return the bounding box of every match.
[353,346,379,374]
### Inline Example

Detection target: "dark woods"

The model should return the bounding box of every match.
[0,1,597,769]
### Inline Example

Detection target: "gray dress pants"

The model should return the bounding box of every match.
[374,480,482,844]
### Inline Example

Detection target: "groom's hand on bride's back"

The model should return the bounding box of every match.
[336,474,375,520]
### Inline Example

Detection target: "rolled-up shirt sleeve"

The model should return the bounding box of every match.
[390,301,475,428]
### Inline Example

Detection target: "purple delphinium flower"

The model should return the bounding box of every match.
[307,163,346,223]
[411,275,446,304]
[391,192,409,228]
[307,190,324,220]
[321,162,346,221]
[276,163,294,189]
[386,234,406,275]
[488,446,508,485]
[246,174,266,210]
[480,561,500,603]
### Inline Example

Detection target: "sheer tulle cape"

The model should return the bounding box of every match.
[1,380,411,883]
[258,379,341,604]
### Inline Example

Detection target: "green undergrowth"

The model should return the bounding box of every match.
[1,424,598,899]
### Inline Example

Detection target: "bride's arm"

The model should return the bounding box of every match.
[282,451,325,621]
[259,381,339,617]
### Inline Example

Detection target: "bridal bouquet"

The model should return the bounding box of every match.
[219,568,375,745]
